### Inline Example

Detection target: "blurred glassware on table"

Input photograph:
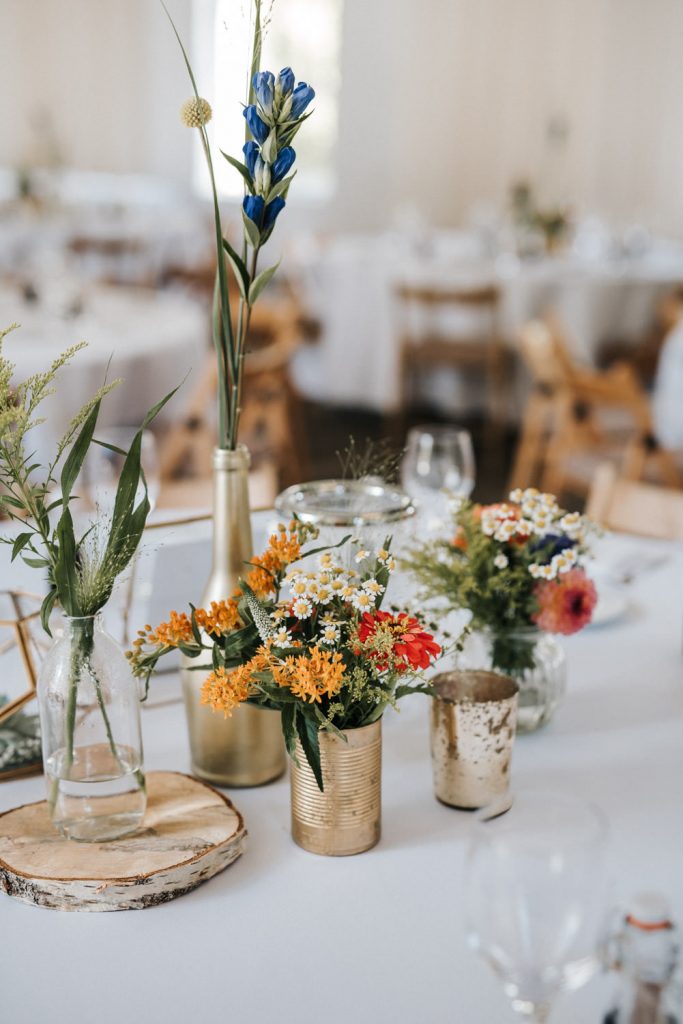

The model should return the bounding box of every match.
[274,478,415,562]
[462,627,567,734]
[603,892,681,1024]
[401,425,475,533]
[85,427,160,514]
[465,790,610,1023]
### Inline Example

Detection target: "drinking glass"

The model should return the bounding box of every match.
[465,790,609,1022]
[401,425,475,531]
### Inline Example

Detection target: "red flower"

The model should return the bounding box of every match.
[358,610,441,672]
[532,568,597,636]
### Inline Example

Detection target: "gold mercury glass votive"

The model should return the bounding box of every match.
[430,670,518,810]
[290,720,382,856]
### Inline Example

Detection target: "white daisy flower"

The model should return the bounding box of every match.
[329,578,346,594]
[321,611,338,624]
[350,590,373,612]
[272,627,292,646]
[314,585,333,605]
[354,549,369,563]
[493,553,509,569]
[376,548,391,563]
[341,584,357,600]
[292,597,313,619]
[362,579,385,597]
[290,579,308,597]
[318,552,334,569]
[320,623,340,645]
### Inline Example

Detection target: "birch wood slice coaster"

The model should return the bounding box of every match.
[0,771,247,912]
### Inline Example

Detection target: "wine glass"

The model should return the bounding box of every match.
[401,425,475,531]
[465,790,610,1023]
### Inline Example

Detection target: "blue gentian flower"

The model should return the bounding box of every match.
[272,146,296,183]
[529,534,575,562]
[243,104,269,144]
[243,140,259,179]
[243,194,265,225]
[263,196,286,230]
[253,71,275,117]
[290,82,315,119]
[277,67,295,97]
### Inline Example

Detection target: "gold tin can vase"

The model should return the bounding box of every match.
[430,670,518,810]
[290,720,382,856]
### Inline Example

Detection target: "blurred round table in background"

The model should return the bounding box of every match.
[1,284,206,463]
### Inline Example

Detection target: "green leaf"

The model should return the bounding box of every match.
[11,532,33,561]
[281,703,297,760]
[266,170,296,203]
[22,555,49,569]
[40,589,58,637]
[53,506,79,616]
[220,151,253,191]
[61,400,100,504]
[189,605,203,646]
[248,260,280,306]
[242,209,261,248]
[222,237,249,301]
[295,711,324,792]
[0,494,27,511]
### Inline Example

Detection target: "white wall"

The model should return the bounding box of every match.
[0,0,193,185]
[2,0,683,233]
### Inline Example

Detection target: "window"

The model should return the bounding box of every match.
[192,0,342,200]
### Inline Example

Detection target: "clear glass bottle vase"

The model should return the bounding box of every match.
[37,614,146,842]
[464,627,566,734]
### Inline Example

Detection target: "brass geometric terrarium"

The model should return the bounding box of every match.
[0,591,44,725]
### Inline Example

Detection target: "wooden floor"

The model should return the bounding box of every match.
[300,401,518,504]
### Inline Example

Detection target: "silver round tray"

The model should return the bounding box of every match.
[275,479,415,527]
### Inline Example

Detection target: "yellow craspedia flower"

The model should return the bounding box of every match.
[180,96,212,128]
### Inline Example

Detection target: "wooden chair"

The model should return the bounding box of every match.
[394,282,506,428]
[586,462,683,540]
[508,314,680,498]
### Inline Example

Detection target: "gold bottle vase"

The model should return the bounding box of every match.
[290,720,382,856]
[181,445,286,787]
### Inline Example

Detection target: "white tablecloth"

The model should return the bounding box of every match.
[293,233,683,413]
[2,513,683,1024]
[1,284,206,466]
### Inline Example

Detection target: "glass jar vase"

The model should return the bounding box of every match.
[463,627,566,734]
[37,614,146,842]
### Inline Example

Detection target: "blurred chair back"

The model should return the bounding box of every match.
[394,281,505,427]
[509,313,680,498]
[157,291,308,505]
[67,235,153,287]
[586,462,683,540]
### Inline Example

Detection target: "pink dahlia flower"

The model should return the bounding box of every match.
[532,568,597,636]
